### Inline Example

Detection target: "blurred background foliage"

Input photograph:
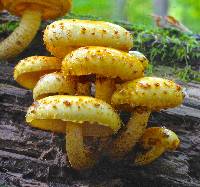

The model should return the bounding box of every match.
[71,0,199,33]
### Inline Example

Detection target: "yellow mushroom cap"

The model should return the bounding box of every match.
[2,0,71,20]
[140,127,180,151]
[26,95,121,135]
[33,72,76,100]
[62,46,145,80]
[129,51,149,69]
[44,19,133,58]
[14,56,61,90]
[134,127,180,165]
[111,77,184,111]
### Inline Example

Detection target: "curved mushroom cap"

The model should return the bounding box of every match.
[140,127,180,151]
[44,19,133,58]
[134,127,180,165]
[26,95,121,136]
[129,51,149,69]
[2,0,71,20]
[33,72,76,100]
[111,77,184,111]
[62,46,145,80]
[14,56,61,90]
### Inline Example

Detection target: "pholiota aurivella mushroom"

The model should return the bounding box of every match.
[108,77,184,160]
[14,56,61,90]
[43,19,133,59]
[62,46,147,103]
[0,0,71,59]
[33,72,76,100]
[26,95,121,170]
[134,127,180,165]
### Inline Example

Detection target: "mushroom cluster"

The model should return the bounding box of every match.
[14,18,184,170]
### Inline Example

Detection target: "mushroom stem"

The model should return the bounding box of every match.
[66,122,96,170]
[77,82,90,96]
[95,77,115,103]
[134,127,180,165]
[108,110,151,160]
[0,10,41,59]
[135,146,165,165]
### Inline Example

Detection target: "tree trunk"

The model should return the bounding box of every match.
[153,0,169,26]
[112,0,127,21]
[153,0,169,16]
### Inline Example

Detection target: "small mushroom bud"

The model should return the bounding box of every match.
[134,127,180,165]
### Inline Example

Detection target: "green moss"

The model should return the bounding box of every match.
[146,64,200,83]
[0,21,18,33]
[175,65,200,82]
[129,25,199,65]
